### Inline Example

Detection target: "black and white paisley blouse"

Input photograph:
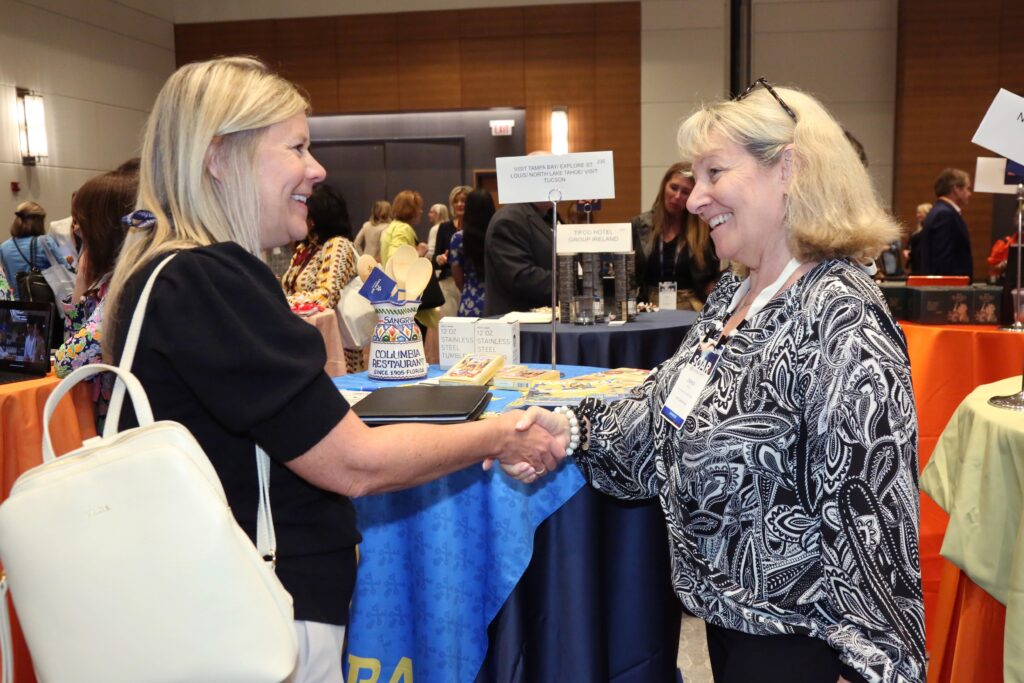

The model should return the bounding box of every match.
[573,259,925,683]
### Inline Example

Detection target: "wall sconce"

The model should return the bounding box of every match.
[551,106,569,155]
[16,88,49,166]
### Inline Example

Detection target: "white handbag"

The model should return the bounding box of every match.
[0,254,298,683]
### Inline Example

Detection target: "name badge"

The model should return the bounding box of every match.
[658,281,677,310]
[661,348,719,429]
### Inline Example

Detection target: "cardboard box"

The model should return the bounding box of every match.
[475,319,520,366]
[905,286,973,324]
[438,317,478,369]
[877,282,907,320]
[972,285,1003,324]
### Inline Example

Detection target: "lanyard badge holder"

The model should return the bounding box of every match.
[661,258,802,430]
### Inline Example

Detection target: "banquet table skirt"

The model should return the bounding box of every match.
[900,322,1024,682]
[0,374,98,683]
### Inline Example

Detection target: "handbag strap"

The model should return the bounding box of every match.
[103,252,278,567]
[10,237,37,274]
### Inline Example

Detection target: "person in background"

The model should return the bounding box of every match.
[282,183,357,310]
[54,160,139,431]
[425,203,449,261]
[0,267,10,300]
[449,189,495,317]
[380,190,427,264]
[433,185,471,320]
[353,199,391,262]
[904,202,932,273]
[102,57,564,683]
[916,168,973,278]
[483,199,557,316]
[281,183,363,373]
[633,162,720,310]
[520,82,924,683]
[1,201,52,300]
[23,323,46,362]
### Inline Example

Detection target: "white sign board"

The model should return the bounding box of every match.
[974,157,1019,195]
[555,222,632,254]
[973,89,1024,165]
[496,151,615,204]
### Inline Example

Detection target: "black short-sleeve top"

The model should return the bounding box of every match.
[111,242,358,625]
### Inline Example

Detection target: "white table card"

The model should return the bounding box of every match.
[555,222,632,254]
[496,151,615,205]
[973,89,1024,165]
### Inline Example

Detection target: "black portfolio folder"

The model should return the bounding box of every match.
[352,385,492,425]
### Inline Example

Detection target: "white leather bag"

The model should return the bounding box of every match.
[0,255,298,683]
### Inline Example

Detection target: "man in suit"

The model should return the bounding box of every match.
[484,201,556,316]
[917,168,973,278]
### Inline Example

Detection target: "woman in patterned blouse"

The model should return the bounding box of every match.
[449,188,495,317]
[281,183,363,372]
[520,84,925,683]
[55,161,139,430]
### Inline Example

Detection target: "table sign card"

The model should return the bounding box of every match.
[439,317,479,369]
[975,157,1021,195]
[555,222,632,254]
[495,151,615,205]
[973,89,1024,165]
[475,319,520,366]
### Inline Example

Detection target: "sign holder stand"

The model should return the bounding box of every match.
[549,189,562,370]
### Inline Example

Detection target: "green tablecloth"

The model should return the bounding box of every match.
[920,375,1024,682]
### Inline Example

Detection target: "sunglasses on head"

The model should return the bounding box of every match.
[735,77,798,122]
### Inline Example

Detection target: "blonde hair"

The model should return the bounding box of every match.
[370,200,392,224]
[648,163,711,273]
[677,86,899,266]
[448,185,472,217]
[429,203,449,224]
[105,56,310,356]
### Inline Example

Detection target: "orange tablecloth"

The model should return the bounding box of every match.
[0,373,97,683]
[901,322,1024,683]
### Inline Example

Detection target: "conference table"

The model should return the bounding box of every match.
[0,373,97,683]
[518,309,697,369]
[900,322,1024,683]
[338,365,681,683]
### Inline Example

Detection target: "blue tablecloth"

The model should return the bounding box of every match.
[339,366,590,682]
[337,365,681,683]
[519,310,697,369]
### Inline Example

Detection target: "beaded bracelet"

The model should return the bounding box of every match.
[553,406,582,457]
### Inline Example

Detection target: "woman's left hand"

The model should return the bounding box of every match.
[72,249,90,302]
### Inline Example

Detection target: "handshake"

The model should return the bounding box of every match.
[483,406,583,484]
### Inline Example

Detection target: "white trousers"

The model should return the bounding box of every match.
[289,620,346,683]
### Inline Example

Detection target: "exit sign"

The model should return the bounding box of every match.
[489,119,515,136]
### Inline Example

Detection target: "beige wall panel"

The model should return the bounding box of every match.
[641,29,726,103]
[45,95,146,171]
[338,42,399,112]
[641,101,695,169]
[752,0,895,32]
[752,30,896,103]
[22,0,174,49]
[642,0,725,30]
[397,39,462,110]
[460,37,526,108]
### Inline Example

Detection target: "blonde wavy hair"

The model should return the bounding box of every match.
[676,85,899,267]
[104,56,310,356]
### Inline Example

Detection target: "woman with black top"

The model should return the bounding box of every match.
[633,162,719,309]
[103,57,564,683]
[432,185,471,319]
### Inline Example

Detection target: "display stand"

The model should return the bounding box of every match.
[549,189,561,370]
[999,183,1024,332]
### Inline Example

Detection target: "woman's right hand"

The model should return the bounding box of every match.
[483,408,570,482]
[72,249,90,302]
